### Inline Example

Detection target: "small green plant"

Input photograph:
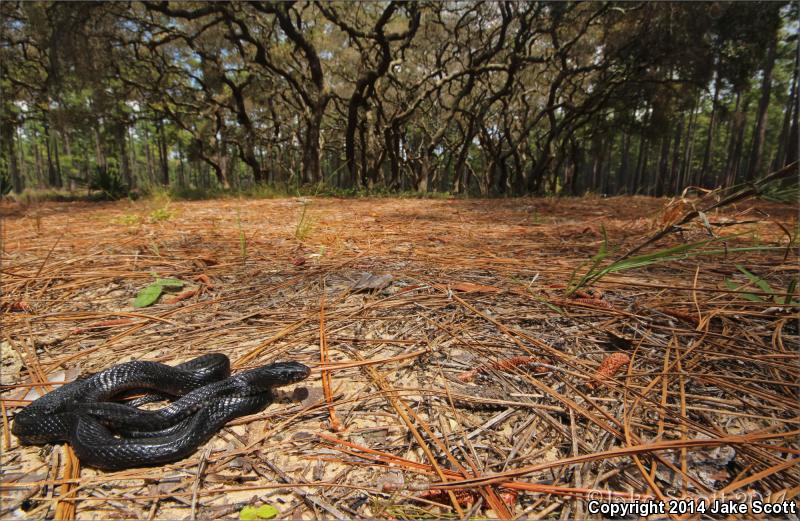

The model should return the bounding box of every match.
[528,207,544,225]
[0,171,13,197]
[236,212,248,265]
[566,227,778,297]
[791,222,800,247]
[294,201,315,240]
[70,165,128,199]
[239,505,278,520]
[133,276,185,308]
[724,265,799,306]
[148,206,175,222]
[144,189,176,222]
[112,214,143,226]
[758,181,800,204]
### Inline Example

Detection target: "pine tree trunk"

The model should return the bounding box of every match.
[747,33,778,180]
[600,136,612,194]
[3,123,23,193]
[144,126,155,184]
[16,127,26,190]
[53,130,62,188]
[723,91,742,187]
[93,127,106,173]
[655,133,671,197]
[669,115,685,194]
[619,133,631,194]
[33,135,43,186]
[116,124,132,188]
[590,134,603,191]
[177,139,186,188]
[129,127,137,186]
[632,135,648,195]
[682,101,698,187]
[772,47,797,170]
[726,93,751,187]
[43,122,60,188]
[700,72,721,186]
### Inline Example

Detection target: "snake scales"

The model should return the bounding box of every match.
[12,354,310,470]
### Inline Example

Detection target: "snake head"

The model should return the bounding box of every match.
[239,362,310,391]
[271,361,311,385]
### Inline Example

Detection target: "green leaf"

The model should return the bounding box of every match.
[134,284,163,308]
[735,265,774,295]
[239,505,279,521]
[566,225,608,297]
[724,279,764,302]
[155,278,185,288]
[785,279,797,306]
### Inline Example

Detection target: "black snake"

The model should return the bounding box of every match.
[12,354,310,470]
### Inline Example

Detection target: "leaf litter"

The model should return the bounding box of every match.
[0,195,797,520]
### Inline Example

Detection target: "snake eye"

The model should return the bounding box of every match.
[292,364,311,381]
[260,362,310,386]
[285,362,311,382]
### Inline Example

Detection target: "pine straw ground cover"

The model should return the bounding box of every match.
[0,194,797,520]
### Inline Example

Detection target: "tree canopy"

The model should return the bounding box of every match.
[1,1,797,196]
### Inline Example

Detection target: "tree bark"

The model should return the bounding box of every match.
[384,126,400,190]
[43,121,60,187]
[177,138,186,188]
[157,121,169,186]
[53,129,62,187]
[785,36,800,166]
[746,32,778,180]
[669,114,685,194]
[618,132,631,194]
[722,91,741,187]
[93,127,106,183]
[772,41,797,170]
[33,134,43,186]
[590,133,603,192]
[2,122,23,193]
[682,100,698,188]
[655,133,671,197]
[700,71,721,186]
[301,110,323,185]
[725,93,751,187]
[116,123,132,188]
[129,126,137,186]
[143,125,154,184]
[633,137,650,195]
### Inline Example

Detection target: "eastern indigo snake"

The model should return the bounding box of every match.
[12,354,310,470]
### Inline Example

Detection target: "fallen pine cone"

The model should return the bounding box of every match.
[588,352,631,389]
[659,308,700,327]
[2,300,32,312]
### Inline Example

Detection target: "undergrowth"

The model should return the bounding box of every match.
[566,227,781,297]
[6,183,456,203]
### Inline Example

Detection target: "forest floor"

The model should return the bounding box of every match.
[1,195,798,520]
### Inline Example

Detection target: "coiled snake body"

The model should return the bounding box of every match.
[12,354,310,470]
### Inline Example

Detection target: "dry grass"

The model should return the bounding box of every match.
[1,195,798,520]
